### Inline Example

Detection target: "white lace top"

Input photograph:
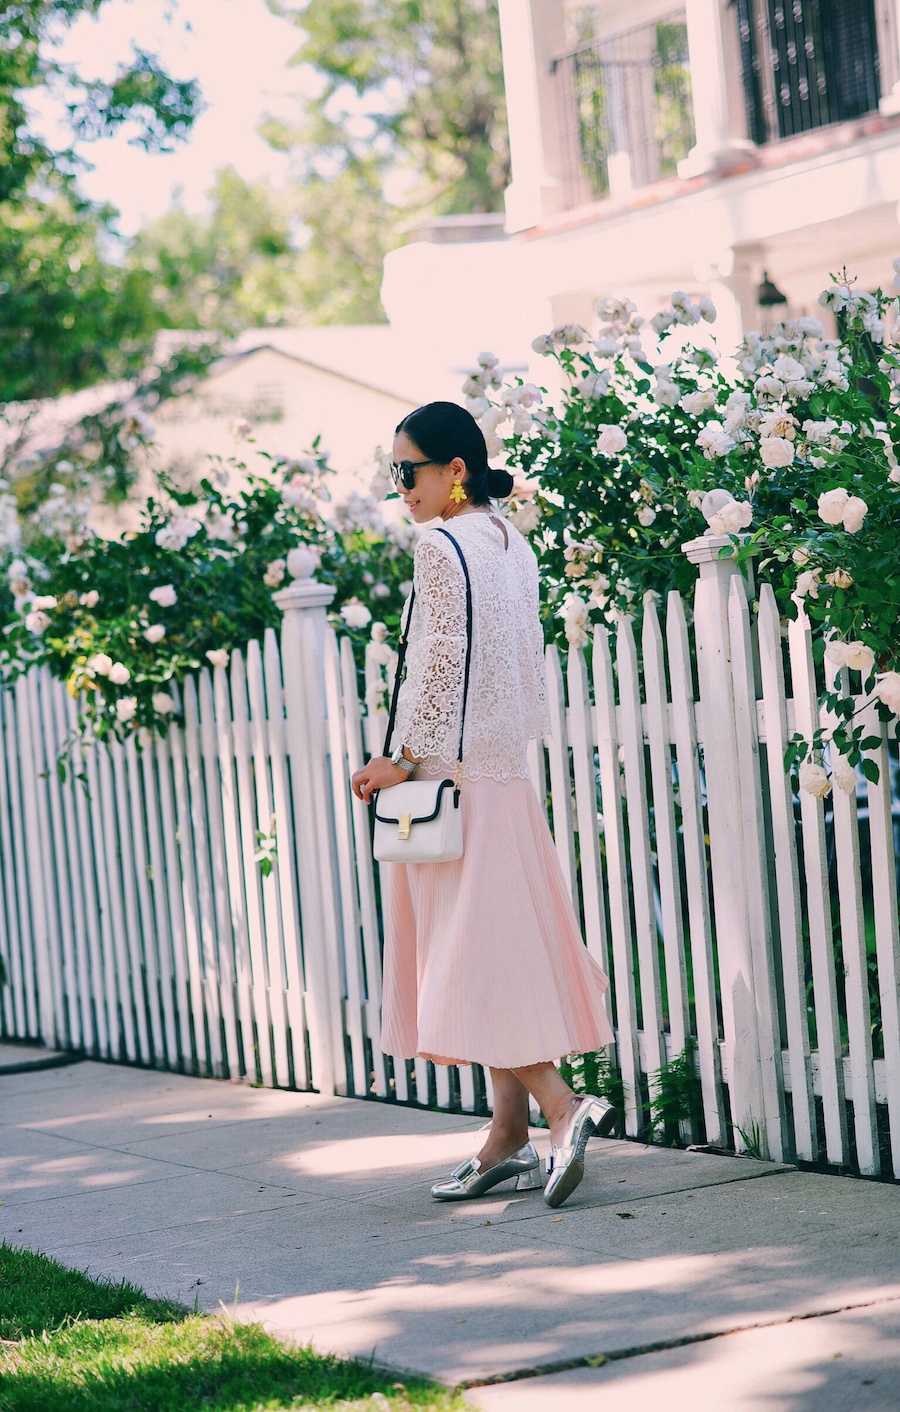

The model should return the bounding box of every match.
[393,512,551,781]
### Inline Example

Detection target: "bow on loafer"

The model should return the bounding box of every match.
[543,1095,617,1209]
[431,1141,543,1201]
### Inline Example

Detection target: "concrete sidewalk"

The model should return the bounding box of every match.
[2,1053,899,1409]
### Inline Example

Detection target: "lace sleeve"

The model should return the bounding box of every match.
[393,532,468,763]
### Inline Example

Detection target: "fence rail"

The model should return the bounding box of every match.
[2,541,899,1179]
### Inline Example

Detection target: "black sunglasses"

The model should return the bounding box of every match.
[389,459,439,490]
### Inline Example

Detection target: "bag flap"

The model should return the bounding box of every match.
[373,777,455,824]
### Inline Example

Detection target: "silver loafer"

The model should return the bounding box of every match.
[543,1095,617,1209]
[431,1141,543,1201]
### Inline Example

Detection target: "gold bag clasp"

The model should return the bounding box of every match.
[398,813,411,841]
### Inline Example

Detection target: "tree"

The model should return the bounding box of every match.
[125,163,386,331]
[0,1,201,400]
[260,0,509,316]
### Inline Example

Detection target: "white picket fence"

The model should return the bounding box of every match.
[1,541,899,1178]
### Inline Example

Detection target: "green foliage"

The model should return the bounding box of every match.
[0,443,414,744]
[260,0,509,316]
[646,1036,702,1145]
[0,1,201,400]
[559,1048,626,1128]
[0,1243,463,1411]
[474,275,900,787]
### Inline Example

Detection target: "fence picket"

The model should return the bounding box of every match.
[36,670,78,1049]
[788,613,849,1164]
[566,646,609,974]
[109,736,151,1065]
[350,641,389,1098]
[665,592,724,1145]
[728,579,787,1162]
[140,738,180,1068]
[824,659,878,1175]
[68,699,109,1057]
[0,685,27,1037]
[592,625,641,1133]
[616,614,665,1086]
[756,587,815,1161]
[545,646,578,905]
[123,735,165,1066]
[230,649,276,1087]
[182,678,225,1078]
[213,665,259,1083]
[262,632,309,1091]
[865,720,900,1177]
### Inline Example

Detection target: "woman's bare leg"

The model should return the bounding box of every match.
[476,1068,531,1170]
[512,1061,579,1149]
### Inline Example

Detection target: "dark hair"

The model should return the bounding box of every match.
[395,401,515,504]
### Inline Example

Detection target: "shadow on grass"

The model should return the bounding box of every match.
[0,1245,460,1412]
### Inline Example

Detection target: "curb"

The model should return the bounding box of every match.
[0,1049,86,1076]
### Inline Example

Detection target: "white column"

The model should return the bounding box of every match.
[879,0,900,114]
[678,0,757,177]
[273,558,347,1096]
[499,0,568,232]
[681,534,769,1154]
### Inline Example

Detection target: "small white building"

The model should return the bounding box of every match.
[384,0,900,359]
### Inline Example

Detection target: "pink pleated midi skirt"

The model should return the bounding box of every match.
[380,772,615,1069]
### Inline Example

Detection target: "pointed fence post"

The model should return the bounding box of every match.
[681,534,769,1155]
[273,552,347,1096]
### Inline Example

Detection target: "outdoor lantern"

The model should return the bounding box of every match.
[756,270,788,308]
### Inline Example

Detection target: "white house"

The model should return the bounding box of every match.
[383,0,900,360]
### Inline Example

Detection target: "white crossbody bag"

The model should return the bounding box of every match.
[372,528,473,864]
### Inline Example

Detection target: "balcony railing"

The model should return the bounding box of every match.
[734,0,880,144]
[553,15,695,208]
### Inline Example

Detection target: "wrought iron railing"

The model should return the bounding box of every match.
[734,0,881,145]
[553,15,695,207]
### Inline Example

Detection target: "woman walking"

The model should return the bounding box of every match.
[351,402,615,1209]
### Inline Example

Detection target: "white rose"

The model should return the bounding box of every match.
[760,436,795,469]
[206,649,230,669]
[687,488,705,509]
[594,336,619,357]
[754,375,785,399]
[842,495,868,533]
[88,652,113,676]
[465,395,490,419]
[758,411,797,440]
[817,488,849,526]
[25,610,51,634]
[116,696,138,723]
[152,692,176,714]
[874,671,900,715]
[825,639,875,674]
[637,506,657,527]
[696,421,734,459]
[143,624,166,644]
[79,590,100,608]
[794,568,821,600]
[680,389,716,415]
[531,334,554,355]
[709,500,752,536]
[149,584,177,607]
[340,598,372,629]
[550,323,587,347]
[697,295,717,323]
[799,761,832,799]
[792,547,810,565]
[32,594,57,611]
[109,663,131,685]
[264,558,287,588]
[833,759,858,795]
[654,379,680,407]
[596,424,627,457]
[476,350,499,369]
[825,568,853,589]
[578,369,611,400]
[595,295,634,322]
[508,500,540,533]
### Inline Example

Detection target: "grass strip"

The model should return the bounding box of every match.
[0,1243,465,1412]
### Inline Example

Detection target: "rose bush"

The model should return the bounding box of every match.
[0,443,415,744]
[461,272,900,789]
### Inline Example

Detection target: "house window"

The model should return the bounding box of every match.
[734,0,881,145]
[554,12,695,206]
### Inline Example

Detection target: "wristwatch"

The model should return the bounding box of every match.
[390,743,418,775]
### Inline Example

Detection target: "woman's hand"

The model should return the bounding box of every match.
[351,755,409,803]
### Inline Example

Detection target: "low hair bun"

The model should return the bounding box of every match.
[487,466,515,499]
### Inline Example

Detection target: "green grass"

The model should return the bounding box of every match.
[0,1244,466,1412]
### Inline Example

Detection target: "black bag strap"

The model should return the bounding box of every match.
[381,526,473,800]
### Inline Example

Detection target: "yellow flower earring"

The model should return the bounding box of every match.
[450,479,468,504]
